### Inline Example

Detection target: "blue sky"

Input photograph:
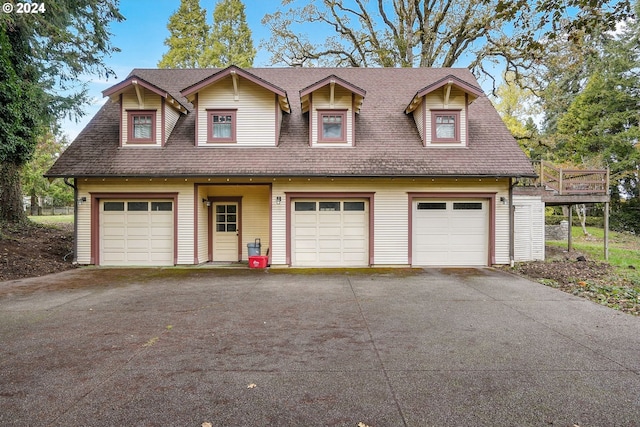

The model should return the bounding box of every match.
[62,0,277,139]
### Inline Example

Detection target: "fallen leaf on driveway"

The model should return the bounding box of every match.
[357,422,372,427]
[247,383,257,389]
[202,423,212,427]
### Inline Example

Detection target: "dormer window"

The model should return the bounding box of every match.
[319,110,346,142]
[432,110,460,143]
[208,110,236,143]
[299,75,365,147]
[128,110,156,143]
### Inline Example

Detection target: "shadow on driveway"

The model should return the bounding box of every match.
[1,267,639,426]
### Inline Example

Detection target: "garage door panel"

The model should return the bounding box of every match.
[292,199,368,267]
[102,239,125,250]
[100,200,173,266]
[318,226,341,236]
[103,227,126,238]
[102,253,125,263]
[343,240,365,250]
[295,214,318,223]
[318,213,341,223]
[413,199,488,266]
[127,227,150,237]
[318,252,342,263]
[318,239,341,250]
[343,226,365,237]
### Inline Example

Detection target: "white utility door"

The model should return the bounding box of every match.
[514,203,533,261]
[100,200,173,266]
[213,202,239,261]
[413,200,488,266]
[292,200,368,267]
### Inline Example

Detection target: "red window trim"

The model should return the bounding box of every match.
[207,109,237,143]
[317,109,347,143]
[430,110,461,143]
[127,110,156,144]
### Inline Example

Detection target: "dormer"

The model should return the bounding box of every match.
[103,76,187,147]
[299,75,366,147]
[405,75,483,147]
[180,66,290,147]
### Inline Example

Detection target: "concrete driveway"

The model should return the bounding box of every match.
[0,267,639,426]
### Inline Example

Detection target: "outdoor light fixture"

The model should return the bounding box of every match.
[500,196,507,205]
[276,196,282,205]
[77,196,87,205]
[202,198,211,207]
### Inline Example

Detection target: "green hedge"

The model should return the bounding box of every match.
[545,214,604,227]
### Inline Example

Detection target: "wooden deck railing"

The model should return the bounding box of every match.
[532,161,609,195]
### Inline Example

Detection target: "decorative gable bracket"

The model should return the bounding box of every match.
[405,75,484,114]
[299,75,366,114]
[102,76,187,114]
[180,65,291,114]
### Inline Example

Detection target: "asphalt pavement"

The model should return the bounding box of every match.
[0,267,639,426]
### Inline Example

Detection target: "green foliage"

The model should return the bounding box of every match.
[159,0,255,68]
[545,214,604,228]
[158,0,210,68]
[611,198,640,234]
[0,23,47,166]
[1,0,124,121]
[21,133,74,208]
[202,0,255,67]
[492,72,543,157]
[0,0,123,223]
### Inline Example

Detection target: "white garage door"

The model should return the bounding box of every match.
[413,200,488,266]
[100,200,174,266]
[292,200,368,267]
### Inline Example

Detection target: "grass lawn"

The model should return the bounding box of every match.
[547,226,640,280]
[29,215,74,225]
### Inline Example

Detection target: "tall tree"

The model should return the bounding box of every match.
[553,9,640,232]
[201,0,256,67]
[492,73,543,159]
[158,0,210,68]
[261,0,631,82]
[0,1,123,223]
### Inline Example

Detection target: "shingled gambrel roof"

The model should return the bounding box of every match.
[47,67,536,178]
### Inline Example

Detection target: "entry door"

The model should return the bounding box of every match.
[213,202,239,261]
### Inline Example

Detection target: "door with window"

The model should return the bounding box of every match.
[213,202,239,261]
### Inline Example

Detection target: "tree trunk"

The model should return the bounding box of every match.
[575,204,590,237]
[0,161,28,223]
[30,192,39,216]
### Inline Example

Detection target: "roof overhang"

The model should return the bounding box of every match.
[102,75,188,114]
[180,65,291,114]
[405,75,484,114]
[299,75,366,114]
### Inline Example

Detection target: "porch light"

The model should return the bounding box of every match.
[202,198,211,207]
[276,196,282,205]
[500,196,507,205]
[77,196,87,205]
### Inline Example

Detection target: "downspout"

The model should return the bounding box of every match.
[509,178,515,267]
[63,177,78,264]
